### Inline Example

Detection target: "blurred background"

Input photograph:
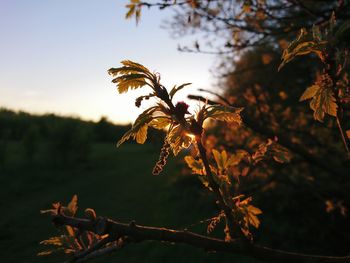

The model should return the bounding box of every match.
[0,0,350,262]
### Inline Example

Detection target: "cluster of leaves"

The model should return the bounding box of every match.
[108,60,242,162]
[39,195,103,257]
[108,59,298,241]
[279,14,350,122]
[185,138,290,239]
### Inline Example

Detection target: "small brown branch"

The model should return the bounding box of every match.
[53,214,350,263]
[196,139,240,240]
[336,115,350,155]
[75,244,120,263]
[65,235,114,263]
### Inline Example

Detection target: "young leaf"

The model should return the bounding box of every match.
[247,205,262,229]
[278,28,327,71]
[203,105,243,125]
[212,149,228,171]
[117,106,158,147]
[167,124,194,155]
[227,150,250,167]
[149,117,172,130]
[111,74,148,94]
[299,85,320,101]
[207,212,225,234]
[108,60,154,94]
[125,0,142,24]
[184,155,205,175]
[169,83,192,99]
[309,87,337,122]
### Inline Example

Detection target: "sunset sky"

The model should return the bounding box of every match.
[0,0,215,124]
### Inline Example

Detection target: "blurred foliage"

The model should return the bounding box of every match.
[0,108,163,169]
[121,0,350,258]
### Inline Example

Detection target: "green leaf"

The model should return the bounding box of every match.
[204,105,243,125]
[169,83,192,99]
[299,85,320,101]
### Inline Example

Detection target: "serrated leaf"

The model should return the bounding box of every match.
[117,106,158,147]
[167,124,194,155]
[309,87,337,122]
[149,117,172,130]
[212,149,228,171]
[204,105,243,125]
[184,155,205,175]
[121,60,149,73]
[112,74,148,94]
[109,60,154,94]
[299,85,320,101]
[226,150,250,166]
[207,212,224,234]
[278,28,327,71]
[135,124,148,144]
[169,83,192,99]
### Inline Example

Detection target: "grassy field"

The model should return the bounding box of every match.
[0,142,257,263]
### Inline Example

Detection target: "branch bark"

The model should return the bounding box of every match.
[53,213,350,263]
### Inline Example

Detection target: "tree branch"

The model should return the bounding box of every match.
[52,213,350,263]
[196,139,241,240]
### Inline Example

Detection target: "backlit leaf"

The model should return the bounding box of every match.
[112,74,148,94]
[184,155,205,175]
[117,106,158,147]
[227,150,250,166]
[149,117,172,130]
[67,195,78,216]
[300,85,320,101]
[212,149,227,171]
[204,105,243,125]
[278,28,327,71]
[309,86,337,122]
[169,83,192,99]
[167,124,194,155]
[109,60,153,94]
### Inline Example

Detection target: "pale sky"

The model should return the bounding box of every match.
[0,0,215,124]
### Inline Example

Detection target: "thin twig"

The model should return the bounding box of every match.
[53,213,350,263]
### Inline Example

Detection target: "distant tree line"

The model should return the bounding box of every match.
[0,108,163,168]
